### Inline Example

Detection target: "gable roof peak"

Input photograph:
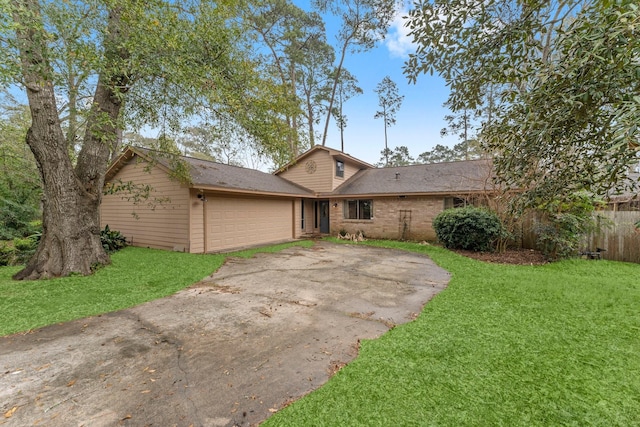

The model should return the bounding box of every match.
[274,145,374,174]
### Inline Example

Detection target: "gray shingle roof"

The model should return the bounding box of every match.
[109,147,494,198]
[187,156,313,195]
[133,147,313,196]
[331,159,494,196]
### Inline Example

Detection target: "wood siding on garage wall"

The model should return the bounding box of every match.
[203,195,294,252]
[189,190,205,253]
[101,159,190,251]
[301,199,315,234]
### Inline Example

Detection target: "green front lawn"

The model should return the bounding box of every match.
[2,239,638,425]
[0,241,313,336]
[264,240,640,426]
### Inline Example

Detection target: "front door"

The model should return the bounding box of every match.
[319,200,330,233]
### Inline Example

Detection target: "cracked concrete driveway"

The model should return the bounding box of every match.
[0,242,449,427]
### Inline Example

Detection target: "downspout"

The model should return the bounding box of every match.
[203,198,208,254]
[198,191,208,254]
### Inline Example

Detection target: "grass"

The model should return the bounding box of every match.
[0,240,313,336]
[264,239,640,427]
[3,239,639,425]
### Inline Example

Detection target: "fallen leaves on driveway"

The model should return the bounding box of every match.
[4,406,18,418]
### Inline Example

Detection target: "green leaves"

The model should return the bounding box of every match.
[534,193,604,260]
[373,75,403,160]
[0,102,41,238]
[3,0,303,167]
[488,1,640,207]
[406,0,640,210]
[100,224,127,253]
[433,206,506,252]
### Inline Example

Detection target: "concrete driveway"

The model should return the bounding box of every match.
[0,242,449,427]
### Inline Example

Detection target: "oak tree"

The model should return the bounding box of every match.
[2,0,280,279]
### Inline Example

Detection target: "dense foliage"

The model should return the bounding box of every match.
[0,199,40,240]
[433,206,505,252]
[535,193,604,260]
[405,0,640,209]
[100,225,128,253]
[0,103,41,240]
[0,235,38,267]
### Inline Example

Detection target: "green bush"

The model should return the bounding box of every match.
[0,242,14,266]
[13,237,35,252]
[0,226,127,266]
[433,206,506,252]
[0,237,37,267]
[534,193,603,260]
[13,237,37,264]
[0,198,40,240]
[101,225,128,253]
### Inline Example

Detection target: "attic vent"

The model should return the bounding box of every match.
[395,173,400,180]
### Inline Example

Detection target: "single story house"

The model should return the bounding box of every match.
[101,145,494,253]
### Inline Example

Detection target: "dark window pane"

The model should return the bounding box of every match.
[360,200,372,219]
[344,199,372,219]
[346,200,357,219]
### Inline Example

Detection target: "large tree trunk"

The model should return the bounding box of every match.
[13,143,109,280]
[12,1,128,280]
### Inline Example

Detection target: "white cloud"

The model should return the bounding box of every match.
[384,10,415,58]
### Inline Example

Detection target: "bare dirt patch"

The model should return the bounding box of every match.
[453,248,548,265]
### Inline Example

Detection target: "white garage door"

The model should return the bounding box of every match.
[205,196,292,252]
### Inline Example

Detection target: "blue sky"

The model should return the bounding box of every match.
[5,1,457,167]
[307,2,458,165]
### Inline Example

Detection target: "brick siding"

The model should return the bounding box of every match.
[330,196,445,241]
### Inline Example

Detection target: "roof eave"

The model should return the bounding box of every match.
[329,152,374,170]
[189,184,312,198]
[326,189,497,198]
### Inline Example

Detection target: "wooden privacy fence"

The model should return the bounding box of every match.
[584,211,640,264]
[519,210,640,263]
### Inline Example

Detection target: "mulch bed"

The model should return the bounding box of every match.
[453,248,548,265]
